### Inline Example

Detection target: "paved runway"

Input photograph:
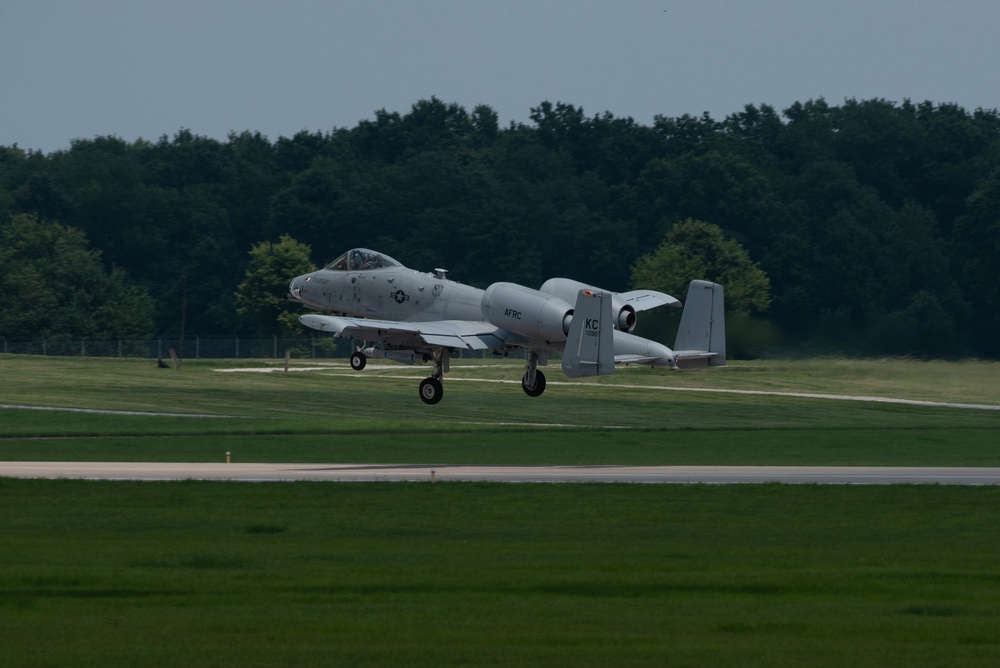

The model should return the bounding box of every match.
[3,462,1000,485]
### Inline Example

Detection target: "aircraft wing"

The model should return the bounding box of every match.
[299,314,505,351]
[617,289,680,311]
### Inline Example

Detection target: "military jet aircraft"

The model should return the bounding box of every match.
[287,248,725,404]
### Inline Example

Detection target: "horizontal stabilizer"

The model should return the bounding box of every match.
[673,351,719,370]
[614,354,663,365]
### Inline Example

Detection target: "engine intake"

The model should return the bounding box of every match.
[617,304,637,332]
[539,278,639,333]
[481,282,573,342]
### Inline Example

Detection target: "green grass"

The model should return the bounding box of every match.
[2,355,999,465]
[4,427,1000,467]
[2,355,1000,665]
[6,354,1000,411]
[2,480,1000,667]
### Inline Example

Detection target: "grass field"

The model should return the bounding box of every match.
[1,355,999,466]
[2,354,1000,665]
[3,480,1000,667]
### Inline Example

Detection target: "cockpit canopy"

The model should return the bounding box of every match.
[324,248,402,271]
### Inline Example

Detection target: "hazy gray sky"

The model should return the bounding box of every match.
[3,0,999,153]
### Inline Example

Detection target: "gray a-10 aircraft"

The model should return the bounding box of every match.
[287,248,725,404]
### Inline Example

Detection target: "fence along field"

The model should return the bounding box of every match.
[0,336,355,359]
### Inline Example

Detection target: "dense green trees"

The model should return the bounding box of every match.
[631,220,771,316]
[235,235,316,336]
[2,97,999,357]
[0,213,154,340]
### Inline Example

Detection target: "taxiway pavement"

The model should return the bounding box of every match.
[2,462,1000,485]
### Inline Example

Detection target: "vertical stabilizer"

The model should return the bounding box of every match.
[673,281,726,368]
[562,289,615,378]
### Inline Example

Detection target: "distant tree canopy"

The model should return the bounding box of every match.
[631,220,771,316]
[235,235,316,337]
[0,213,154,340]
[2,96,999,357]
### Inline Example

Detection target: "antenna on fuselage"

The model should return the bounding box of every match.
[433,268,449,280]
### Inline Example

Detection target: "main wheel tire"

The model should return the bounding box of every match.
[350,351,367,371]
[522,369,546,397]
[419,377,444,405]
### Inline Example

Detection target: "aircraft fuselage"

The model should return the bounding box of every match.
[291,263,485,323]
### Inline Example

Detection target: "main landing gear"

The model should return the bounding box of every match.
[419,377,443,404]
[351,344,447,404]
[521,350,546,397]
[418,349,449,405]
[350,345,545,404]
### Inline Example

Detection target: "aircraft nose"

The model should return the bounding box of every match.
[287,277,303,301]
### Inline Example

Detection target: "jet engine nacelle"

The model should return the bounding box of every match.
[539,278,637,333]
[481,282,573,342]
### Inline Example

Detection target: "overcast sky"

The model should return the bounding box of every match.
[3,0,999,154]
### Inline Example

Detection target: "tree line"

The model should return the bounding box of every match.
[1,96,998,357]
